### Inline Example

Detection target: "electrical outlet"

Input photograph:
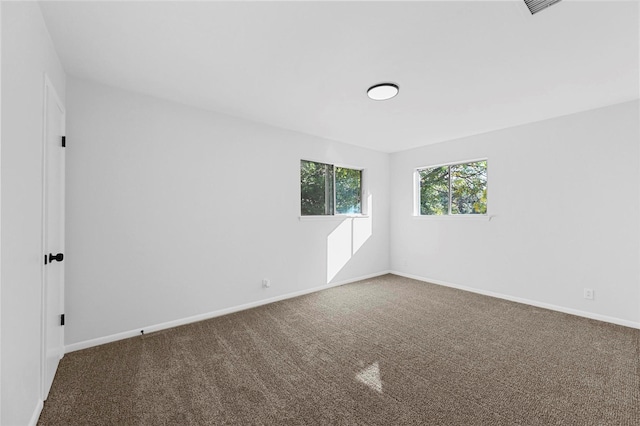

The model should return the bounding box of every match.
[583,288,594,300]
[262,278,271,288]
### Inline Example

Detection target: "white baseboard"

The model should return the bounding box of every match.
[65,270,391,353]
[390,271,640,330]
[28,399,44,426]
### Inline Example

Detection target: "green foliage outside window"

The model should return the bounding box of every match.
[301,160,333,215]
[419,161,487,215]
[301,160,362,216]
[419,166,449,215]
[335,167,361,214]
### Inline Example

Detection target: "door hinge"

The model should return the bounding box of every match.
[60,314,65,326]
[48,253,64,263]
[61,136,66,148]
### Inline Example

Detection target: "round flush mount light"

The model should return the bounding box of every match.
[367,83,399,101]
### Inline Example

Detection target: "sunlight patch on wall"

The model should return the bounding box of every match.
[327,219,352,282]
[353,195,373,254]
[327,195,373,283]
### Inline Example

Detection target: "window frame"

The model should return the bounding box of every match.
[414,158,488,218]
[300,159,367,219]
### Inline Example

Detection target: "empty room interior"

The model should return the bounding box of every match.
[1,0,639,425]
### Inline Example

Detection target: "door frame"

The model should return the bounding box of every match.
[40,73,66,400]
[0,2,3,421]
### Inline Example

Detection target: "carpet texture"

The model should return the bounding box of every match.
[38,274,640,425]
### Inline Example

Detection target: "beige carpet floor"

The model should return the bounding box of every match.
[38,274,639,425]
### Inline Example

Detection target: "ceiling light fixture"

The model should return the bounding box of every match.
[367,83,399,101]
[524,0,562,15]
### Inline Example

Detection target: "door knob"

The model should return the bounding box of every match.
[48,253,64,263]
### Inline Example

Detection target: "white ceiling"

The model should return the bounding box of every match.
[39,1,639,153]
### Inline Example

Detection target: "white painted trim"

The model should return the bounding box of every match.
[40,74,66,401]
[65,270,391,353]
[28,400,44,426]
[39,73,49,405]
[390,271,640,330]
[638,2,640,347]
[416,157,488,171]
[411,214,493,221]
[300,157,364,173]
[0,3,3,422]
[299,215,370,221]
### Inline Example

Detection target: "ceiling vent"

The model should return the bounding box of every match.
[524,0,562,15]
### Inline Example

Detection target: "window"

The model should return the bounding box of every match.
[300,160,363,216]
[417,160,487,215]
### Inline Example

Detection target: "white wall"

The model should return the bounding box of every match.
[1,2,66,425]
[390,101,640,327]
[1,3,3,422]
[65,77,389,348]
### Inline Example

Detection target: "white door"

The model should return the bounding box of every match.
[42,76,65,400]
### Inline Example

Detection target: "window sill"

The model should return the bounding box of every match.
[299,215,370,221]
[412,214,494,221]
